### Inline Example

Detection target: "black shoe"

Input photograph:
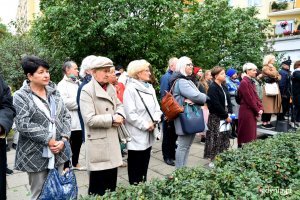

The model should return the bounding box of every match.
[200,137,206,143]
[261,124,273,129]
[6,168,13,175]
[164,158,175,166]
[6,145,10,152]
[12,143,17,150]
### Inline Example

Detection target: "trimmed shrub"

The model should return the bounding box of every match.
[79,133,300,199]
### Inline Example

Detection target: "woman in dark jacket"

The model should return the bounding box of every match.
[204,66,232,164]
[237,63,263,148]
[291,60,300,127]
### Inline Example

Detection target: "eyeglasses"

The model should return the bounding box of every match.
[186,63,194,67]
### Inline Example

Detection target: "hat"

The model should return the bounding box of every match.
[242,63,257,72]
[226,68,237,77]
[90,56,114,69]
[115,70,121,76]
[193,67,202,74]
[79,55,97,77]
[282,59,291,67]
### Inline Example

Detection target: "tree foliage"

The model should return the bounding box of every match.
[0,0,272,89]
[32,0,271,72]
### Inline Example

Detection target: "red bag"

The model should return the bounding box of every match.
[161,80,184,121]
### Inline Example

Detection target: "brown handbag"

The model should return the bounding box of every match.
[161,79,184,121]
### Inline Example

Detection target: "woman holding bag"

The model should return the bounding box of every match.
[13,56,72,200]
[169,56,207,169]
[261,54,282,129]
[204,66,232,165]
[123,59,162,185]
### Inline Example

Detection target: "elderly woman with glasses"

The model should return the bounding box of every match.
[169,56,207,168]
[123,59,162,185]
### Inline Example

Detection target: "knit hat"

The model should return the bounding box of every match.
[226,68,237,77]
[193,67,202,74]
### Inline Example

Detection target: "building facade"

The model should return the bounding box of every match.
[16,0,40,32]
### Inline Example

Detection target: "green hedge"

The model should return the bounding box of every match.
[80,133,300,199]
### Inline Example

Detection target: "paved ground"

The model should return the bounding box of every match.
[6,135,239,199]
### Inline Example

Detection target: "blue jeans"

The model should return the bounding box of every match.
[175,134,196,168]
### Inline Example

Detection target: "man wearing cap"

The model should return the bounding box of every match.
[225,68,240,138]
[278,59,292,121]
[0,75,16,200]
[80,56,125,196]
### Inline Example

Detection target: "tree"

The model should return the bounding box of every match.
[25,0,273,87]
[0,34,64,90]
[174,0,272,70]
[32,0,185,73]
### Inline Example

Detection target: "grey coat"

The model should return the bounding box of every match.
[13,82,71,172]
[172,77,207,135]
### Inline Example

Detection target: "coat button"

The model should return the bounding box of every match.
[106,108,109,111]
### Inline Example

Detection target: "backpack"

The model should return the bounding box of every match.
[235,89,240,105]
[161,80,184,121]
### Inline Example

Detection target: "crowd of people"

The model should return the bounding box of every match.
[0,54,300,199]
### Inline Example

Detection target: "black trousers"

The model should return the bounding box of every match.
[292,105,300,122]
[278,96,290,120]
[127,147,151,185]
[70,130,83,167]
[231,119,238,136]
[161,119,177,160]
[88,168,118,196]
[0,139,6,200]
[261,113,272,122]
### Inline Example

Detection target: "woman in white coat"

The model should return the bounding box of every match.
[123,59,162,185]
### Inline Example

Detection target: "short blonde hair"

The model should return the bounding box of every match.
[127,59,151,79]
[263,54,275,66]
[175,56,192,76]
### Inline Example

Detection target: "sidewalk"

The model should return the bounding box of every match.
[6,136,238,199]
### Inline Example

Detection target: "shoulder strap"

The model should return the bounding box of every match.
[135,88,155,122]
[169,79,178,93]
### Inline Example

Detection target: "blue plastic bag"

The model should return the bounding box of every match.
[38,167,78,200]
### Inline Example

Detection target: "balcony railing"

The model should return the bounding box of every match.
[270,1,296,13]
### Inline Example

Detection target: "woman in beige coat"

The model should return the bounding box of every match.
[80,56,125,196]
[261,54,282,129]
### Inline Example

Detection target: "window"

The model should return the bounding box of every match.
[275,20,295,35]
[248,0,262,6]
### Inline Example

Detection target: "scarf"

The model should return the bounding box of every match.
[32,94,56,169]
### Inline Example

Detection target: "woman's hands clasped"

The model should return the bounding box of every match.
[112,114,124,127]
[48,139,64,154]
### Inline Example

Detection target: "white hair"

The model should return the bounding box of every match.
[243,62,257,72]
[79,55,97,77]
[175,56,192,76]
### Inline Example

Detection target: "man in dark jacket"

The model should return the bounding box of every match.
[278,59,292,121]
[160,57,178,166]
[0,75,16,200]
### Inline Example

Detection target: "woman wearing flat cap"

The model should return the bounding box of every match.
[80,56,125,196]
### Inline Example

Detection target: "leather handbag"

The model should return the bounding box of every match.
[161,80,184,121]
[265,82,279,96]
[179,104,205,135]
[38,162,78,200]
